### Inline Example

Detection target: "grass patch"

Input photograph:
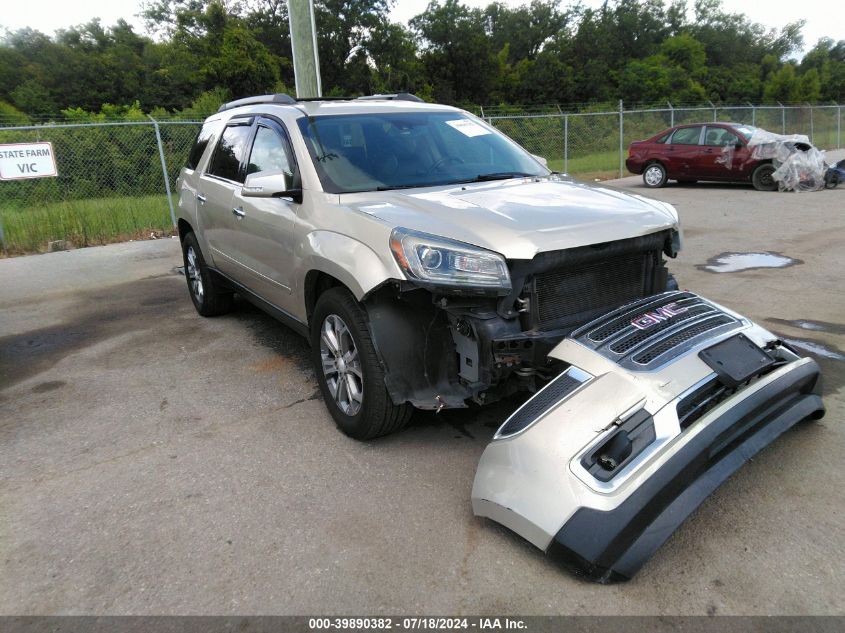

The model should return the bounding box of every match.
[547,150,623,181]
[0,195,175,255]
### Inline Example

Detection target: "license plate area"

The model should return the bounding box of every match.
[698,333,775,388]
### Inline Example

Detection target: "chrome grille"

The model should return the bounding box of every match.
[570,292,745,370]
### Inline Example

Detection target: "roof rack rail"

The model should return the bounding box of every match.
[356,93,425,103]
[218,93,296,112]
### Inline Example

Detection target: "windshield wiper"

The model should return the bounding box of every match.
[376,182,443,191]
[374,172,537,191]
[467,171,536,182]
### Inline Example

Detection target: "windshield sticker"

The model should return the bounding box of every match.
[446,119,491,137]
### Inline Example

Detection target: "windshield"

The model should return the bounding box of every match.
[297,112,549,193]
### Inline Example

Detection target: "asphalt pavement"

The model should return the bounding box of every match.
[1,174,844,615]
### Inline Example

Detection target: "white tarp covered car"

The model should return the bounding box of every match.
[738,129,827,191]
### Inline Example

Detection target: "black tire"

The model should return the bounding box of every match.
[311,287,412,440]
[642,162,667,188]
[752,163,777,191]
[825,174,839,189]
[181,231,234,317]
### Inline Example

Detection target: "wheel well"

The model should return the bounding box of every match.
[644,159,665,169]
[177,219,193,242]
[304,271,345,322]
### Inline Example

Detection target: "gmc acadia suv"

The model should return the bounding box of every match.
[176,93,682,438]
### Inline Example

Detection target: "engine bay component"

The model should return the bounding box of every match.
[472,291,824,582]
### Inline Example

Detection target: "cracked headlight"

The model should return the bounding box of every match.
[389,227,511,292]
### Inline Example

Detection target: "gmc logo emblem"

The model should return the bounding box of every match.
[630,302,687,330]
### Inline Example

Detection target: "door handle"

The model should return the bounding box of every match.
[196,193,207,204]
[704,149,714,154]
[232,206,245,219]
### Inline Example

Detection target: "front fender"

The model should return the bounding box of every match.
[299,230,402,301]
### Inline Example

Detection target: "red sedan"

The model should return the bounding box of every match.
[626,123,777,191]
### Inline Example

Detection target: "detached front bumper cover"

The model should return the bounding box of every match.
[549,359,823,582]
[472,292,825,583]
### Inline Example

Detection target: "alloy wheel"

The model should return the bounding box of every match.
[186,246,204,302]
[319,314,364,416]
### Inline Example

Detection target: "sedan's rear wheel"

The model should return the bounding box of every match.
[643,163,667,188]
[311,287,412,440]
[752,163,778,191]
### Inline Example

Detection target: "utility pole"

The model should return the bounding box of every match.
[288,0,322,98]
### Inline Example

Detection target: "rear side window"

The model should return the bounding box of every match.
[207,123,253,182]
[185,122,220,170]
[670,127,702,145]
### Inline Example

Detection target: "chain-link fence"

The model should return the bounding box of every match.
[484,102,844,181]
[0,102,842,254]
[0,119,201,254]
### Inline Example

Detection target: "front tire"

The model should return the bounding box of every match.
[311,287,412,440]
[752,163,777,191]
[181,231,233,316]
[642,162,667,188]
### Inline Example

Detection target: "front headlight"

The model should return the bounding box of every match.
[389,227,511,292]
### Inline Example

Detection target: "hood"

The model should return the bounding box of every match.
[342,176,680,260]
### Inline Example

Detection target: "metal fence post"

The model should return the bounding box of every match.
[564,114,569,174]
[0,216,6,255]
[619,100,624,179]
[807,103,814,143]
[708,100,717,122]
[779,102,785,134]
[747,102,755,126]
[839,105,842,149]
[667,102,674,127]
[148,115,177,227]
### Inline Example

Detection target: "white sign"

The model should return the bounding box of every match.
[445,119,491,138]
[0,142,58,180]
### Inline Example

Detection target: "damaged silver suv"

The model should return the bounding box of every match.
[177,93,683,438]
[178,93,824,581]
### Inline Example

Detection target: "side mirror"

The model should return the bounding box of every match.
[242,171,302,203]
[531,154,549,168]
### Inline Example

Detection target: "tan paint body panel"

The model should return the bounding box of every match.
[176,100,680,328]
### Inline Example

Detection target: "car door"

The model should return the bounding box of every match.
[229,118,299,312]
[698,126,750,179]
[663,126,703,178]
[197,117,254,279]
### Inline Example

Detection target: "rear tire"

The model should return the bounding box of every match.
[181,231,234,317]
[752,164,777,191]
[311,287,412,440]
[642,163,667,188]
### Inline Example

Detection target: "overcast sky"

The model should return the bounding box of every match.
[1,0,842,58]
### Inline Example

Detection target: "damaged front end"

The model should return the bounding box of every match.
[364,229,680,410]
[471,291,824,582]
